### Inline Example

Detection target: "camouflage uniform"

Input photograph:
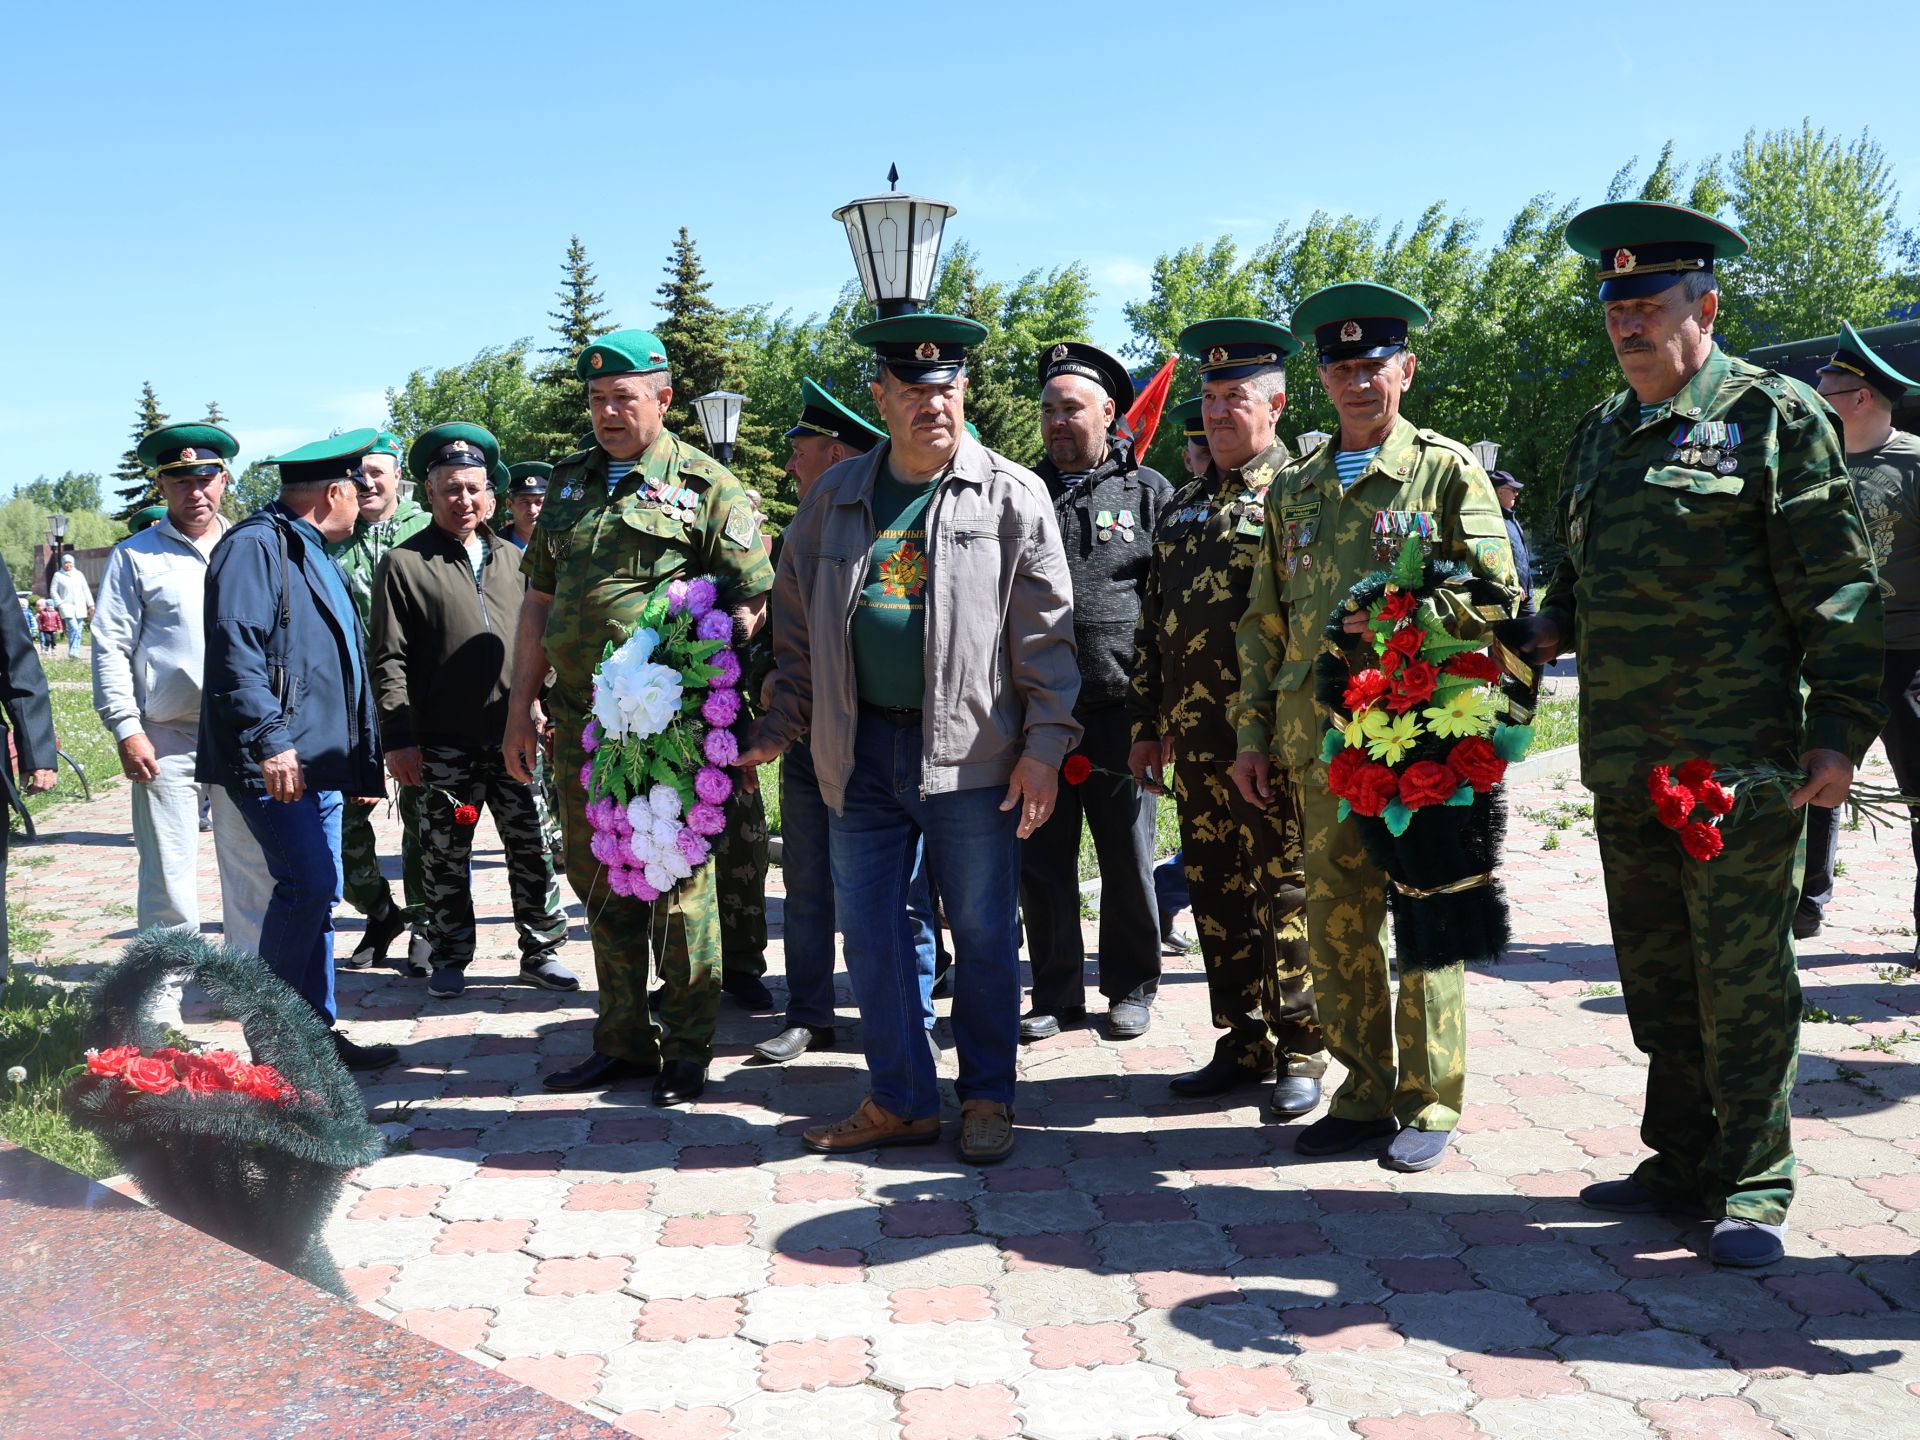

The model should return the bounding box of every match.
[416,744,566,969]
[1539,346,1884,1223]
[1234,417,1518,1132]
[1130,438,1324,1078]
[329,497,432,922]
[522,432,774,1064]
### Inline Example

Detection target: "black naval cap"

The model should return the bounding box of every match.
[854,313,987,385]
[506,462,552,497]
[1564,201,1749,302]
[786,378,887,452]
[1818,320,1919,404]
[1037,341,1135,410]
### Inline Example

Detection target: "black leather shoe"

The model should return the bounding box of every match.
[1107,999,1153,1040]
[344,907,407,970]
[1791,903,1822,941]
[1020,1007,1084,1042]
[1267,1074,1323,1120]
[752,1024,836,1063]
[1168,1052,1272,1097]
[542,1051,661,1092]
[652,1059,707,1106]
[330,1029,399,1072]
[1294,1114,1398,1156]
[723,973,775,1010]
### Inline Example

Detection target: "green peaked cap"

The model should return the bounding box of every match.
[137,422,238,471]
[1818,320,1919,402]
[1178,318,1301,379]
[407,421,501,482]
[1291,283,1430,362]
[271,427,379,487]
[128,504,168,532]
[1564,201,1747,301]
[787,377,886,451]
[1168,396,1205,439]
[577,328,670,381]
[854,313,987,384]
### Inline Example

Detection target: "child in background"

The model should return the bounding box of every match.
[35,600,61,654]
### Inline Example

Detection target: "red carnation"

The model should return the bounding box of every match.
[1346,763,1401,817]
[1647,765,1674,802]
[1680,820,1725,862]
[1387,659,1439,713]
[1327,746,1370,800]
[1444,651,1500,683]
[1343,669,1391,714]
[1695,779,1735,817]
[1384,625,1426,660]
[453,803,480,828]
[1378,590,1417,622]
[124,1056,178,1095]
[1676,758,1716,791]
[1400,760,1460,808]
[1448,736,1507,792]
[1655,787,1696,830]
[1062,754,1092,786]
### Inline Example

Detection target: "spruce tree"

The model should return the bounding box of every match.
[951,266,1041,467]
[112,381,170,518]
[520,235,612,460]
[203,400,226,425]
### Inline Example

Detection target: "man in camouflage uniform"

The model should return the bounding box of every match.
[505,329,773,1106]
[1232,283,1519,1173]
[1511,203,1884,1265]
[329,429,433,974]
[1129,318,1326,1113]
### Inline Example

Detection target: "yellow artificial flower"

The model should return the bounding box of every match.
[1362,709,1421,764]
[1423,687,1497,739]
[1343,712,1369,749]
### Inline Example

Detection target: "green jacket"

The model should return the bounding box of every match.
[521,430,774,705]
[1538,345,1884,793]
[1233,416,1518,772]
[326,496,431,627]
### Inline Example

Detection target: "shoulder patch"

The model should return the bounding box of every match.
[1752,370,1813,420]
[723,500,759,550]
[1415,429,1479,466]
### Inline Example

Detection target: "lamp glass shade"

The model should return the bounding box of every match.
[47,512,69,540]
[832,192,955,312]
[1470,439,1501,473]
[691,391,747,448]
[1295,430,1332,457]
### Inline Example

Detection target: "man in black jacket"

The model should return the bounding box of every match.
[370,424,574,1001]
[1018,343,1171,1040]
[0,549,57,978]
[198,430,395,1070]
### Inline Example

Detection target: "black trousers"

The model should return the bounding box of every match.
[1018,705,1162,1012]
[1801,647,1920,925]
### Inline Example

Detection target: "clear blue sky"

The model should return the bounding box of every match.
[4,1,1915,491]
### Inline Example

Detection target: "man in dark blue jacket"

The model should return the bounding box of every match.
[198,430,395,1070]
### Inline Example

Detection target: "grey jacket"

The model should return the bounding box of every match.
[91,515,227,743]
[762,432,1081,811]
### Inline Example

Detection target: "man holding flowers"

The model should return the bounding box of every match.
[1232,282,1520,1173]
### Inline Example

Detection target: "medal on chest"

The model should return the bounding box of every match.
[1668,420,1742,475]
[1093,508,1137,543]
[1373,508,1436,562]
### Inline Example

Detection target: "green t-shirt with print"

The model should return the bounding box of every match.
[852,469,936,709]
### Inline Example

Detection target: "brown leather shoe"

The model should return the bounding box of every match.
[803,1097,940,1154]
[957,1099,1016,1165]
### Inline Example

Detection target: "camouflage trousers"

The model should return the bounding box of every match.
[1170,756,1325,1078]
[1593,788,1802,1224]
[532,747,563,867]
[715,781,770,984]
[414,744,566,971]
[1298,764,1466,1131]
[552,694,721,1065]
[341,784,424,923]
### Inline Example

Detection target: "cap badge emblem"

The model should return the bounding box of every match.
[1050,344,1068,362]
[1339,321,1362,343]
[1614,248,1637,273]
[915,341,940,362]
[1208,346,1228,365]
[589,352,603,369]
[180,447,198,462]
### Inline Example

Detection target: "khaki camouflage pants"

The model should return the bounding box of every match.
[1170,756,1325,1078]
[415,744,566,971]
[341,785,424,922]
[1594,788,1802,1224]
[1298,763,1466,1131]
[715,781,769,984]
[552,695,721,1064]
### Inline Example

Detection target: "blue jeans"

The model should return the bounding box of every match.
[64,616,84,658]
[782,738,939,1030]
[231,788,343,1025]
[1154,848,1190,936]
[828,710,1021,1118]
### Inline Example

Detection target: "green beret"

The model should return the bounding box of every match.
[138,422,238,472]
[272,428,379,487]
[366,430,404,461]
[578,329,670,381]
[408,422,502,482]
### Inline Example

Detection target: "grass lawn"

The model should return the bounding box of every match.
[1534,691,1578,752]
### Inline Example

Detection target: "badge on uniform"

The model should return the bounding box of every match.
[723,500,758,549]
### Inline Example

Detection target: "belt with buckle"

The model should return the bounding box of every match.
[861,703,924,729]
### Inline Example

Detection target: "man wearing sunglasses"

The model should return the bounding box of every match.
[198,429,397,1072]
[1801,325,1920,947]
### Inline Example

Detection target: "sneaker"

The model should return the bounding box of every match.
[1709,1217,1786,1267]
[427,967,466,999]
[399,930,432,979]
[803,1097,940,1154]
[1579,1177,1691,1214]
[1384,1126,1454,1172]
[344,907,407,970]
[1294,1114,1397,1156]
[519,955,580,991]
[957,1099,1016,1165]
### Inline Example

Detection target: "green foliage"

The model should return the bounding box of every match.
[521,234,612,462]
[112,381,169,519]
[22,471,103,512]
[11,654,124,829]
[221,460,281,521]
[201,399,226,425]
[0,973,112,1177]
[384,342,539,462]
[0,497,126,593]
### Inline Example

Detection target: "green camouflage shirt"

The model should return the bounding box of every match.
[327,495,431,626]
[1128,440,1287,761]
[1233,416,1518,772]
[1848,429,1920,648]
[1538,345,1884,791]
[521,430,775,704]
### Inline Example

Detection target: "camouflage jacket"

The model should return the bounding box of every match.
[521,430,774,705]
[1538,345,1884,793]
[1128,440,1287,762]
[327,496,431,628]
[1232,417,1518,772]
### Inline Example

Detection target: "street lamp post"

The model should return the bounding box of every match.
[833,165,956,318]
[691,391,747,466]
[47,512,68,550]
[1295,430,1332,458]
[1470,439,1502,474]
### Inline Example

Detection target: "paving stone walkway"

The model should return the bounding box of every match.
[12,746,1920,1439]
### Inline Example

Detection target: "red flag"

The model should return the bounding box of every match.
[1123,355,1177,458]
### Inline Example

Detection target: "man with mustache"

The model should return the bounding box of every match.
[1510,202,1884,1265]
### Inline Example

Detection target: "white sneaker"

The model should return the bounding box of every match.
[147,974,186,1033]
